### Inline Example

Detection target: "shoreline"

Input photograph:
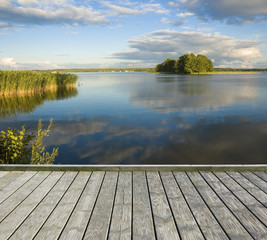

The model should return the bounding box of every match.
[155,71,260,75]
[192,71,260,75]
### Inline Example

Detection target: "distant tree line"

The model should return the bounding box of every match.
[42,68,155,73]
[156,53,214,74]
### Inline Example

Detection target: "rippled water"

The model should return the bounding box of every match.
[1,72,267,164]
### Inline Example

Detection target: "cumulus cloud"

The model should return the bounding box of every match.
[0,57,62,69]
[0,57,17,68]
[103,1,168,16]
[177,12,194,18]
[0,22,13,29]
[0,0,108,26]
[0,0,168,28]
[173,0,267,24]
[110,29,264,67]
[160,17,183,26]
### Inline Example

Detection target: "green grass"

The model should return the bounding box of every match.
[0,70,78,96]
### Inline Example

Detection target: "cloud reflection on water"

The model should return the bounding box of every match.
[0,73,266,165]
[40,116,267,165]
[130,75,258,113]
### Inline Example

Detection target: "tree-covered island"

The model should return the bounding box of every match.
[156,53,214,74]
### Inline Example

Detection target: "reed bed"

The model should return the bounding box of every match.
[0,70,77,96]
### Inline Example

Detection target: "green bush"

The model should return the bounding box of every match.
[0,119,58,164]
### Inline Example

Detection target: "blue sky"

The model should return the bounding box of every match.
[0,0,267,69]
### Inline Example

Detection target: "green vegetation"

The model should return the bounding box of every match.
[0,119,58,164]
[0,86,77,118]
[0,70,77,96]
[156,53,214,74]
[155,58,176,73]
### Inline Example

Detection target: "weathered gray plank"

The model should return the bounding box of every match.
[0,171,9,180]
[215,172,267,225]
[9,172,77,240]
[0,171,37,204]
[0,171,50,222]
[0,171,23,190]
[173,172,228,240]
[188,172,252,239]
[59,171,105,240]
[83,171,118,240]
[160,171,204,240]
[201,171,267,240]
[146,171,180,240]
[132,171,155,240]
[254,171,267,182]
[0,171,63,240]
[227,172,267,207]
[34,172,91,240]
[241,172,267,193]
[108,171,132,240]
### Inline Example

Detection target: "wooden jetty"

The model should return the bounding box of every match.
[0,164,266,240]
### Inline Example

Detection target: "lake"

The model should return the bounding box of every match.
[1,72,267,165]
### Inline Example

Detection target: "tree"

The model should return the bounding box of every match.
[156,53,214,74]
[155,58,176,73]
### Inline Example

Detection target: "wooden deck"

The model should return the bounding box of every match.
[0,165,266,240]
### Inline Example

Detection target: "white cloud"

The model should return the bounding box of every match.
[160,17,183,26]
[0,0,108,26]
[0,22,13,30]
[177,12,194,18]
[173,0,267,24]
[168,2,179,7]
[110,29,265,67]
[103,1,168,16]
[17,0,39,5]
[0,57,18,68]
[0,57,62,69]
[0,0,168,28]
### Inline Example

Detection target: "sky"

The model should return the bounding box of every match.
[0,0,267,69]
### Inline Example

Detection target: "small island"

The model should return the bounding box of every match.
[155,53,262,75]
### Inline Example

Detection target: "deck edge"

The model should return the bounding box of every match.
[0,164,266,171]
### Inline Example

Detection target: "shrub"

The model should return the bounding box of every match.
[0,119,58,164]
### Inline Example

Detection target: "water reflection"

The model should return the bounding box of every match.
[157,75,211,96]
[34,117,267,165]
[0,86,78,118]
[0,73,266,164]
[130,74,258,113]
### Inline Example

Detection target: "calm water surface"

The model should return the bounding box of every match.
[1,72,267,164]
